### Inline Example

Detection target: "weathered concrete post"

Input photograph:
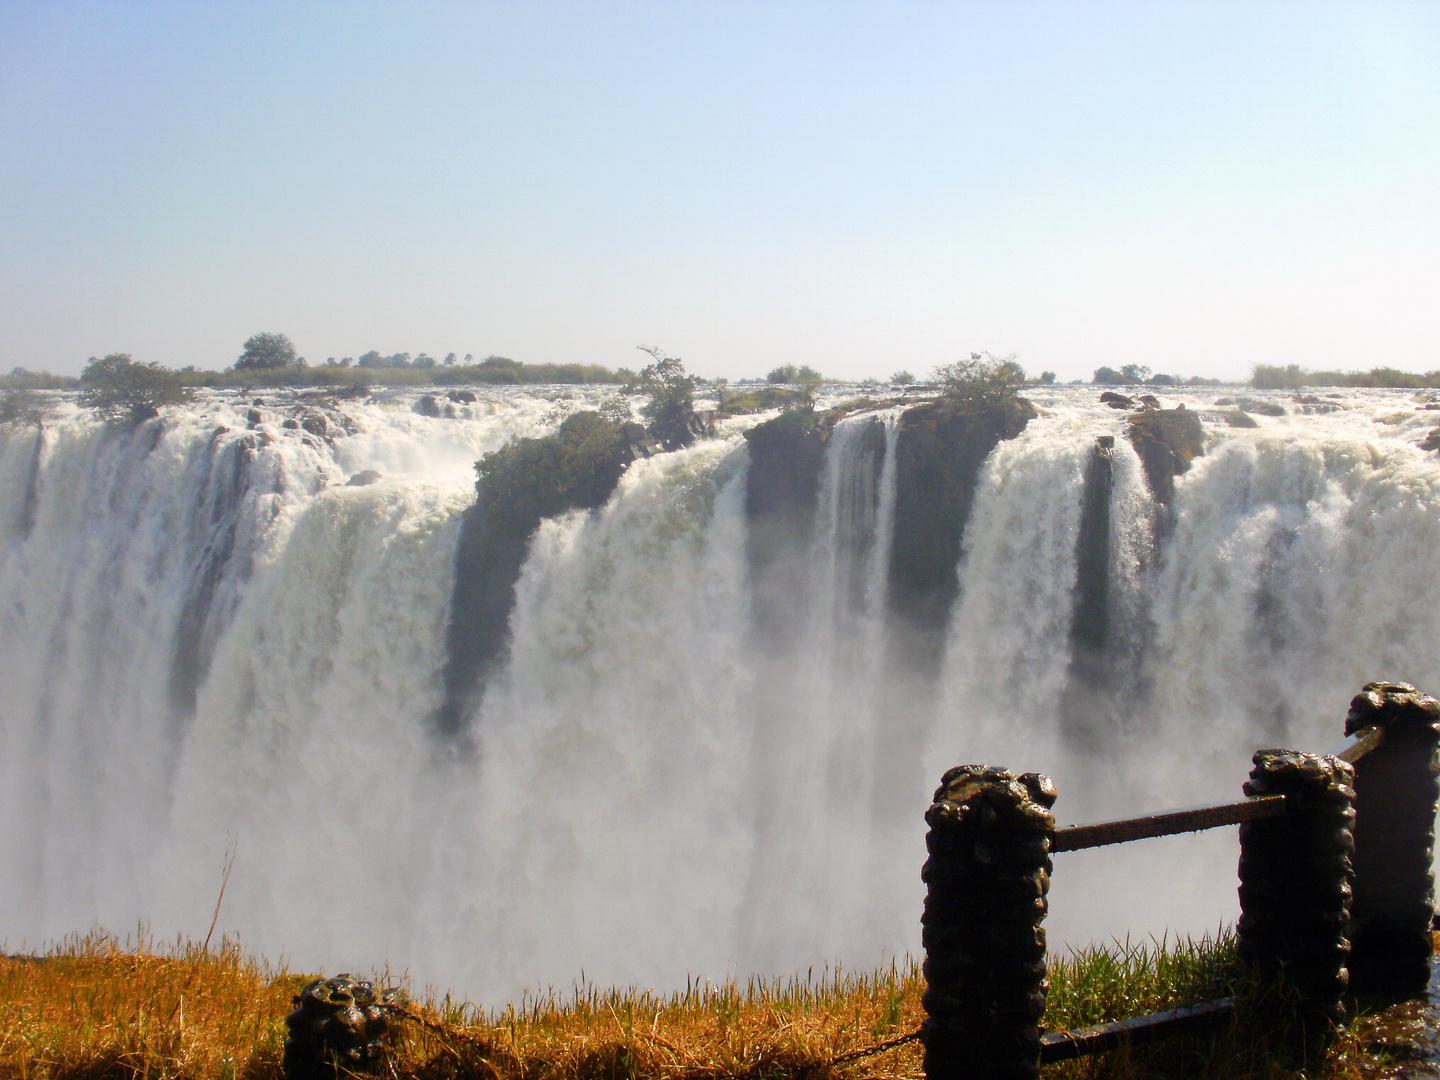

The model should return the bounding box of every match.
[1343,681,1440,996]
[1237,749,1356,1047]
[283,974,403,1080]
[921,765,1056,1080]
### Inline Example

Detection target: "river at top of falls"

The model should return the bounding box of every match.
[1,383,1438,1004]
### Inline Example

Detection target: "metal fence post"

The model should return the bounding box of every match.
[1237,749,1355,1050]
[921,765,1056,1080]
[1344,681,1440,996]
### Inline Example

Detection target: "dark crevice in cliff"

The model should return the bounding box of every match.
[168,431,257,721]
[1060,436,1116,751]
[18,427,44,538]
[742,410,830,640]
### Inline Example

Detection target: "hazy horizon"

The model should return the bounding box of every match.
[4,2,1438,385]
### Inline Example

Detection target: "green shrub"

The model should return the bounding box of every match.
[634,347,697,451]
[476,411,628,527]
[933,352,1028,414]
[77,354,194,424]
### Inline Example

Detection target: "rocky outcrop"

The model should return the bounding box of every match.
[1236,397,1287,416]
[1126,405,1204,505]
[887,396,1036,677]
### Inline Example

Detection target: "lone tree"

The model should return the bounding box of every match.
[0,388,55,428]
[78,353,193,424]
[636,345,698,451]
[235,332,298,370]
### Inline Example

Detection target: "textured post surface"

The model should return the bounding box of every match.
[922,765,1056,1080]
[1237,750,1355,1040]
[1344,681,1440,996]
[283,974,403,1080]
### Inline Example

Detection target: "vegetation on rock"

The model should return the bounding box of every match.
[720,385,810,412]
[634,346,699,451]
[475,411,629,526]
[438,411,635,736]
[933,352,1033,419]
[77,353,194,424]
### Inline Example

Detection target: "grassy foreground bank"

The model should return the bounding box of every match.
[0,930,1414,1080]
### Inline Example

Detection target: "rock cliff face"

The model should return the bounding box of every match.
[438,413,641,737]
[886,397,1036,677]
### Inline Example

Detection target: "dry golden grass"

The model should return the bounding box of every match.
[0,930,301,1080]
[0,930,1424,1080]
[1,934,926,1080]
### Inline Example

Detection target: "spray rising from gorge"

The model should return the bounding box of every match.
[1,384,1438,1004]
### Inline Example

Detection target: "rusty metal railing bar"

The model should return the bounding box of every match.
[1330,724,1383,764]
[1038,998,1236,1064]
[1052,795,1286,853]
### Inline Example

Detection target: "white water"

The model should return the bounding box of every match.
[2,384,1438,1002]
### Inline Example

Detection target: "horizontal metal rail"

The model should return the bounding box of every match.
[1038,998,1235,1063]
[1050,727,1381,856]
[1331,724,1383,764]
[1052,795,1286,853]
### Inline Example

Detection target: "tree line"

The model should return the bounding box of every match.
[5,332,1440,432]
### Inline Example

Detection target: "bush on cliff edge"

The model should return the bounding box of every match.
[933,352,1030,420]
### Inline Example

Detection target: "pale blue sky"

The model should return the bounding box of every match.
[2,1,1437,382]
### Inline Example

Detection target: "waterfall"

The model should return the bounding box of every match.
[2,386,1438,1003]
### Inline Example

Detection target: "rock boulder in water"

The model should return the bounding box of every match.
[1126,405,1205,505]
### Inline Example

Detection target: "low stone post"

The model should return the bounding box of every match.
[283,974,403,1080]
[1237,750,1356,1048]
[921,765,1056,1080]
[1344,681,1440,996]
